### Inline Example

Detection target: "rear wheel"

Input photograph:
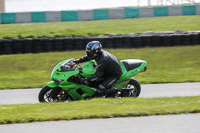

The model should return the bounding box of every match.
[121,78,141,97]
[38,86,73,103]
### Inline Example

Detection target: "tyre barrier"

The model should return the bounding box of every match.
[0,31,200,55]
[23,38,33,53]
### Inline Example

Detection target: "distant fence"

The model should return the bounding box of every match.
[0,31,200,55]
[0,4,200,24]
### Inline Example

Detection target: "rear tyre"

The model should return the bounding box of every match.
[121,78,141,97]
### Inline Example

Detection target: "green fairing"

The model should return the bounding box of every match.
[46,81,59,88]
[45,59,147,100]
[113,60,147,89]
[79,61,97,77]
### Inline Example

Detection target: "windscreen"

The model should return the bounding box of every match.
[57,59,77,72]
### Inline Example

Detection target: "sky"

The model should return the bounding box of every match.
[5,0,200,12]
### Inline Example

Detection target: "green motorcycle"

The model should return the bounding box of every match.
[38,58,147,102]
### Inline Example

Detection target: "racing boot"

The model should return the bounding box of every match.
[94,88,106,97]
[105,88,118,98]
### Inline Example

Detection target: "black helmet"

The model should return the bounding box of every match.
[86,41,102,59]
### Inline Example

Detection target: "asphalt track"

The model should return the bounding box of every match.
[0,82,200,132]
[0,82,200,105]
[0,113,200,133]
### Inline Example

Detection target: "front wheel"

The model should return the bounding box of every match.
[38,86,73,103]
[121,78,141,97]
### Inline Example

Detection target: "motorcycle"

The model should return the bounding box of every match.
[38,58,147,102]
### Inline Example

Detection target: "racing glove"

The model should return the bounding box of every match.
[74,59,80,64]
[82,78,89,84]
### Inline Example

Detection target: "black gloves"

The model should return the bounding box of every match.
[79,77,89,85]
[82,78,89,84]
[74,59,80,64]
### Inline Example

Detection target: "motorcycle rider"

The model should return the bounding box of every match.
[74,41,122,97]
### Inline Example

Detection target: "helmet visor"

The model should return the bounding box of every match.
[86,50,96,59]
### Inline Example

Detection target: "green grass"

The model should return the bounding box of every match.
[0,96,200,124]
[0,45,200,89]
[0,15,200,39]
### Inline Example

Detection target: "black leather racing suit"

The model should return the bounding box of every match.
[77,50,122,91]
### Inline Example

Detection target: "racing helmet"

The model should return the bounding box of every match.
[86,41,102,59]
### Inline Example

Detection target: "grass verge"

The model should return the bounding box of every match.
[0,96,200,124]
[0,45,200,89]
[0,15,200,38]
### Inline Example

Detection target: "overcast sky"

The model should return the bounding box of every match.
[5,0,200,12]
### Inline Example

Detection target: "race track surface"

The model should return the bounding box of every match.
[0,113,200,133]
[0,82,199,105]
[0,82,200,132]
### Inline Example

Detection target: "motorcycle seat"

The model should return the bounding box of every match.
[123,60,142,71]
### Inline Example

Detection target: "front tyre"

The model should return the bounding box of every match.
[38,86,73,103]
[121,78,141,97]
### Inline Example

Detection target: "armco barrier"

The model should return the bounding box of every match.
[197,5,200,15]
[46,11,61,22]
[139,7,154,18]
[93,9,109,20]
[31,12,46,23]
[109,8,125,19]
[1,13,16,24]
[0,31,200,55]
[16,12,31,23]
[154,6,168,17]
[78,10,93,21]
[124,8,139,18]
[1,4,200,24]
[182,5,196,15]
[61,11,78,21]
[168,6,183,16]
